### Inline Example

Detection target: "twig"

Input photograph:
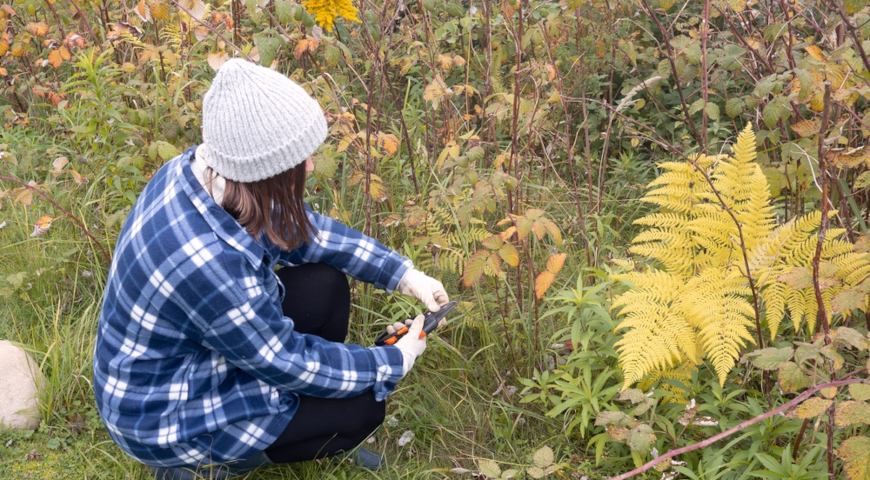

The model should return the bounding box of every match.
[166,0,253,62]
[69,0,103,52]
[0,175,111,262]
[608,378,868,480]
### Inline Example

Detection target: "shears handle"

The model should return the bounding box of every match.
[374,301,457,346]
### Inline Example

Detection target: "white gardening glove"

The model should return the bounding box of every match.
[392,315,427,376]
[397,268,449,312]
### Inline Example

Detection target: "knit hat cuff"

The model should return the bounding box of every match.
[205,116,328,183]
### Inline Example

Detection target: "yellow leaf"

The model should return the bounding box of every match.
[805,45,825,62]
[546,253,567,274]
[437,53,453,70]
[25,22,49,37]
[498,243,520,267]
[546,64,556,82]
[452,55,466,67]
[10,43,25,58]
[31,215,52,237]
[463,250,489,287]
[379,133,399,156]
[0,67,6,76]
[368,174,388,202]
[535,270,555,299]
[500,226,516,242]
[150,2,170,21]
[0,39,8,56]
[47,48,63,68]
[791,119,820,138]
[59,45,70,60]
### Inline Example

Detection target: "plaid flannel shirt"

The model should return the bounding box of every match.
[93,146,411,467]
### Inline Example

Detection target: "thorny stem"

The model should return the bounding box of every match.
[639,0,704,151]
[609,378,868,480]
[167,0,253,62]
[0,175,111,263]
[69,1,103,52]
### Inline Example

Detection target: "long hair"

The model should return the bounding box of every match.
[205,162,316,251]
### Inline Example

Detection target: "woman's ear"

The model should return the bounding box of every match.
[305,157,314,173]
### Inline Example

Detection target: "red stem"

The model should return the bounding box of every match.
[609,378,868,480]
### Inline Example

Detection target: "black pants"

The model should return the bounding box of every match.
[262,263,385,464]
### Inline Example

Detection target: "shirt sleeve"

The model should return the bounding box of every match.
[201,280,405,401]
[277,208,413,293]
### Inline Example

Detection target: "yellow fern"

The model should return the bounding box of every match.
[613,124,870,390]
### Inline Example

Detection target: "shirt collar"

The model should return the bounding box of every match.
[176,146,264,270]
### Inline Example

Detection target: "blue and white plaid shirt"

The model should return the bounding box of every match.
[93,147,411,467]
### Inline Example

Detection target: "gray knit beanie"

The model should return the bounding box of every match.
[201,58,328,183]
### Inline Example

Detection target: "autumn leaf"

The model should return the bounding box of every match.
[788,398,832,419]
[378,133,399,156]
[804,45,825,62]
[63,32,87,49]
[498,243,519,267]
[69,170,89,185]
[178,0,207,19]
[535,270,555,299]
[135,0,152,21]
[207,52,229,71]
[47,47,71,69]
[50,156,68,176]
[25,22,49,37]
[791,119,820,138]
[838,436,870,480]
[463,250,489,287]
[546,253,567,274]
[0,39,8,56]
[30,215,53,237]
[150,1,170,21]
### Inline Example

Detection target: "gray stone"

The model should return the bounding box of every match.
[0,340,44,431]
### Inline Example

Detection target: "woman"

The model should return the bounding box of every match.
[93,59,449,479]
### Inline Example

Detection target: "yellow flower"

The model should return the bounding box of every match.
[301,0,360,32]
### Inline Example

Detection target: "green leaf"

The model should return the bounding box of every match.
[498,243,520,267]
[659,0,676,10]
[849,384,870,402]
[793,69,814,102]
[254,35,281,66]
[762,97,790,128]
[627,424,655,455]
[754,75,779,98]
[618,389,647,404]
[501,469,519,479]
[5,272,25,289]
[725,98,745,118]
[855,172,870,190]
[467,146,485,162]
[835,401,870,427]
[595,411,636,428]
[844,0,869,14]
[152,141,180,161]
[479,459,501,478]
[313,154,336,179]
[527,466,545,479]
[705,102,720,122]
[533,446,554,468]
[656,59,672,79]
[689,98,705,116]
[275,0,295,23]
[745,347,793,370]
[832,327,869,350]
[837,436,870,480]
[778,362,810,393]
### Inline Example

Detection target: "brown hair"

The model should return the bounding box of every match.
[204,162,316,251]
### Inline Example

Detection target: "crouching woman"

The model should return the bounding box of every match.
[93,59,448,479]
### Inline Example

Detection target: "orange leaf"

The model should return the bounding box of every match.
[0,67,6,76]
[379,133,399,156]
[294,38,310,59]
[47,48,63,68]
[25,22,49,37]
[64,31,86,49]
[31,215,53,237]
[535,271,555,299]
[0,39,9,56]
[546,253,567,274]
[69,170,89,185]
[135,0,152,21]
[59,45,70,60]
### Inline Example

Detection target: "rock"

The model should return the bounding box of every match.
[0,340,44,431]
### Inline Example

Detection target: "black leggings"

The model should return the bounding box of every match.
[263,263,385,464]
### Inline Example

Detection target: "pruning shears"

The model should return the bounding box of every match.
[374,301,457,346]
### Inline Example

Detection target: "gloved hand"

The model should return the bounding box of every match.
[392,315,427,376]
[397,268,449,312]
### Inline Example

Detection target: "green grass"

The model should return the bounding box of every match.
[0,184,612,480]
